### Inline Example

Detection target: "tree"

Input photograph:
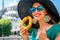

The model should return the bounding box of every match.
[0,19,12,37]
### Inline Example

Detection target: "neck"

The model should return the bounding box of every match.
[38,19,51,29]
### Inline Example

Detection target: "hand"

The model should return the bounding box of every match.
[20,26,29,40]
[37,27,49,40]
[55,33,60,40]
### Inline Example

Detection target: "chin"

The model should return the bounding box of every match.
[35,17,41,20]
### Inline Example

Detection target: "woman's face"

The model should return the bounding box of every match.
[31,2,47,20]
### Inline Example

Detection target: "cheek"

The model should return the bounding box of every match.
[40,12,46,18]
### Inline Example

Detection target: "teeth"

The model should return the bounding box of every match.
[36,14,40,16]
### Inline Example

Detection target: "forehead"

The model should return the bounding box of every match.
[32,2,43,8]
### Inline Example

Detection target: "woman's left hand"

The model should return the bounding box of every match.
[37,27,49,40]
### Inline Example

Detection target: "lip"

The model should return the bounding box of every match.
[34,13,41,17]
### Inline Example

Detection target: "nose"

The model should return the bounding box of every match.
[34,9,38,14]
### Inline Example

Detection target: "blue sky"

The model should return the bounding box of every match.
[0,0,60,14]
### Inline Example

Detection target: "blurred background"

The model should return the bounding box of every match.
[0,0,21,36]
[0,0,60,40]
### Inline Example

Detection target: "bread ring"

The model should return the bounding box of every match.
[21,16,32,30]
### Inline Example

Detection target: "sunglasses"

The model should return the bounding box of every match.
[29,6,43,13]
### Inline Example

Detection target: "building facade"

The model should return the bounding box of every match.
[2,0,21,35]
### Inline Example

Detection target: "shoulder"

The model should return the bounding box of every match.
[48,24,60,31]
[53,23,60,26]
[52,24,60,28]
[52,24,60,31]
[53,24,60,28]
[46,24,60,39]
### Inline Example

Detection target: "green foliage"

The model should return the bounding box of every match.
[0,19,12,37]
[0,24,2,36]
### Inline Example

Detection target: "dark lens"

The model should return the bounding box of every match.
[37,6,43,11]
[30,8,36,13]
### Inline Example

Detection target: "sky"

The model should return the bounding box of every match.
[0,0,60,14]
[0,0,20,8]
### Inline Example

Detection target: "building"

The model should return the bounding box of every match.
[2,0,21,35]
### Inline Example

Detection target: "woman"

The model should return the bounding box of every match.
[17,0,60,40]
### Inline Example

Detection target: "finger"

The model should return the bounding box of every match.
[36,31,41,38]
[20,30,26,35]
[20,29,25,35]
[20,27,24,30]
[20,26,25,30]
[19,26,24,28]
[19,26,22,28]
[20,28,26,33]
